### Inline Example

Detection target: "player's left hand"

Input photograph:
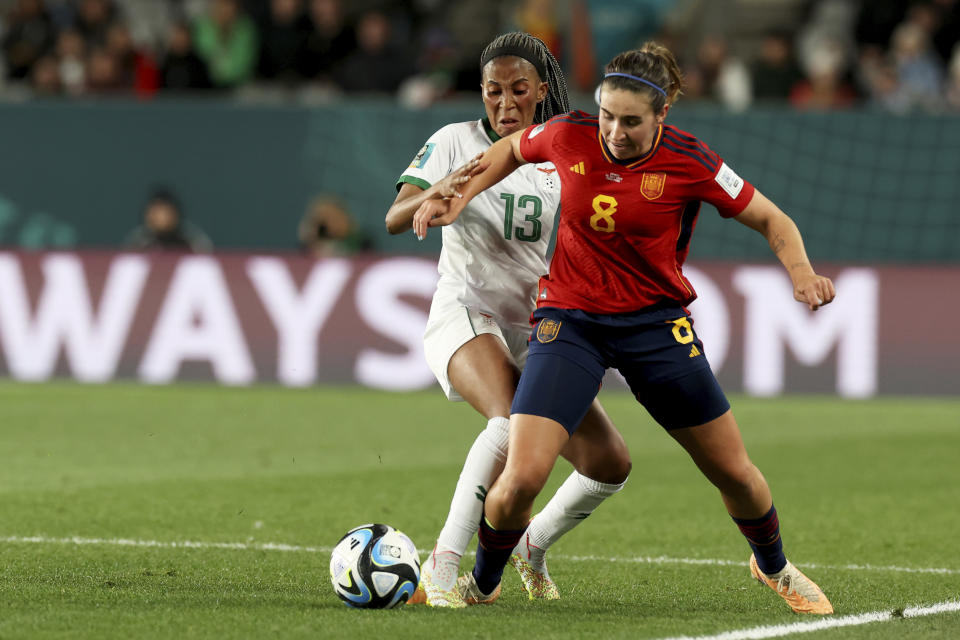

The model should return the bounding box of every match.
[794,273,835,310]
[435,153,485,199]
[412,197,466,240]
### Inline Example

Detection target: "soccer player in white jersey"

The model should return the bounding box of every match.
[385,33,632,608]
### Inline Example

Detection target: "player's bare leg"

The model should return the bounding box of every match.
[470,414,569,600]
[448,334,520,420]
[670,410,833,614]
[413,334,516,607]
[669,410,769,518]
[419,337,629,605]
[511,401,631,599]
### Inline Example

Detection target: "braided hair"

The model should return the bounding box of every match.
[479,32,570,124]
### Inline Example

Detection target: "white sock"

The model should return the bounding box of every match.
[435,416,510,556]
[526,471,627,552]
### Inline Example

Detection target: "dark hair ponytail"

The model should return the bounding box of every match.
[480,32,570,124]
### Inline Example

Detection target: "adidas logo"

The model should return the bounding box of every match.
[569,161,585,175]
[689,345,701,358]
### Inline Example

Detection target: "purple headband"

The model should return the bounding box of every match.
[603,72,667,97]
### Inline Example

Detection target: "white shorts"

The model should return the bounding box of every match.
[423,291,532,401]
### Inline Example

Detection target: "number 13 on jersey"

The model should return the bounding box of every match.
[500,193,543,242]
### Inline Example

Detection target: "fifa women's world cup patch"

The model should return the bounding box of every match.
[536,319,561,343]
[640,172,666,200]
[409,143,436,168]
[714,162,744,198]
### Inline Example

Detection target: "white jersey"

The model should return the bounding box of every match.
[398,119,561,329]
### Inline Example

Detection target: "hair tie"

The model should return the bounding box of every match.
[603,72,667,97]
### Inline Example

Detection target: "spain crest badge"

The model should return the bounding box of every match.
[640,172,666,200]
[536,319,561,343]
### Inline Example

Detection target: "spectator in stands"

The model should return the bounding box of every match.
[125,187,213,252]
[159,20,210,91]
[192,0,258,89]
[858,47,909,112]
[946,43,960,110]
[105,21,158,95]
[789,37,857,109]
[113,0,176,54]
[75,0,118,47]
[256,0,309,84]
[85,44,122,91]
[55,26,86,94]
[2,0,57,80]
[29,52,60,93]
[684,35,752,111]
[889,21,944,111]
[298,195,372,257]
[299,0,355,83]
[751,32,804,101]
[335,9,416,94]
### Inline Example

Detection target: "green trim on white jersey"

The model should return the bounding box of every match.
[396,175,431,192]
[396,119,561,330]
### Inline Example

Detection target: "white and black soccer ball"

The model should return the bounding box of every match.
[329,523,420,609]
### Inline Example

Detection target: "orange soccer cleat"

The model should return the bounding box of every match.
[750,554,834,615]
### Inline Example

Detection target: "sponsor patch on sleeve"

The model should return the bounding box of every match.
[527,124,546,140]
[408,143,436,169]
[714,162,744,199]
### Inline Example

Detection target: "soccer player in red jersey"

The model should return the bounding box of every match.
[413,42,836,614]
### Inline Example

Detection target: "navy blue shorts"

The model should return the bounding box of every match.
[511,305,730,434]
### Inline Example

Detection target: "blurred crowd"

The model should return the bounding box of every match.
[1,0,959,112]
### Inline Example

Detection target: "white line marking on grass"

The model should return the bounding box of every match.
[2,535,959,577]
[656,600,960,640]
[560,553,960,576]
[0,535,324,554]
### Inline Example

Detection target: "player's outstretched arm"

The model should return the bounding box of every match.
[734,189,836,310]
[385,153,484,234]
[411,131,527,239]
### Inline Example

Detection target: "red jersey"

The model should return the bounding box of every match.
[518,111,755,313]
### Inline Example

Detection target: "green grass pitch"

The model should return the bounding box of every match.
[1,382,958,639]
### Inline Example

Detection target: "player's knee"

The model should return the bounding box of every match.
[498,469,548,514]
[713,461,762,498]
[578,452,631,484]
[606,436,632,483]
[571,434,632,484]
[606,455,632,484]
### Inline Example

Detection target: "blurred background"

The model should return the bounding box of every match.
[0,0,958,395]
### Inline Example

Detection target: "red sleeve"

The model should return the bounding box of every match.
[517,118,559,164]
[690,155,756,218]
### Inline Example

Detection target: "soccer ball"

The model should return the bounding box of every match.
[329,523,421,609]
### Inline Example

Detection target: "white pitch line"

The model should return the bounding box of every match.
[559,553,960,576]
[0,535,324,554]
[655,600,960,640]
[4,535,957,638]
[2,535,959,577]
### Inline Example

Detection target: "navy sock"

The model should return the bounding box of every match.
[473,514,525,595]
[732,504,787,575]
